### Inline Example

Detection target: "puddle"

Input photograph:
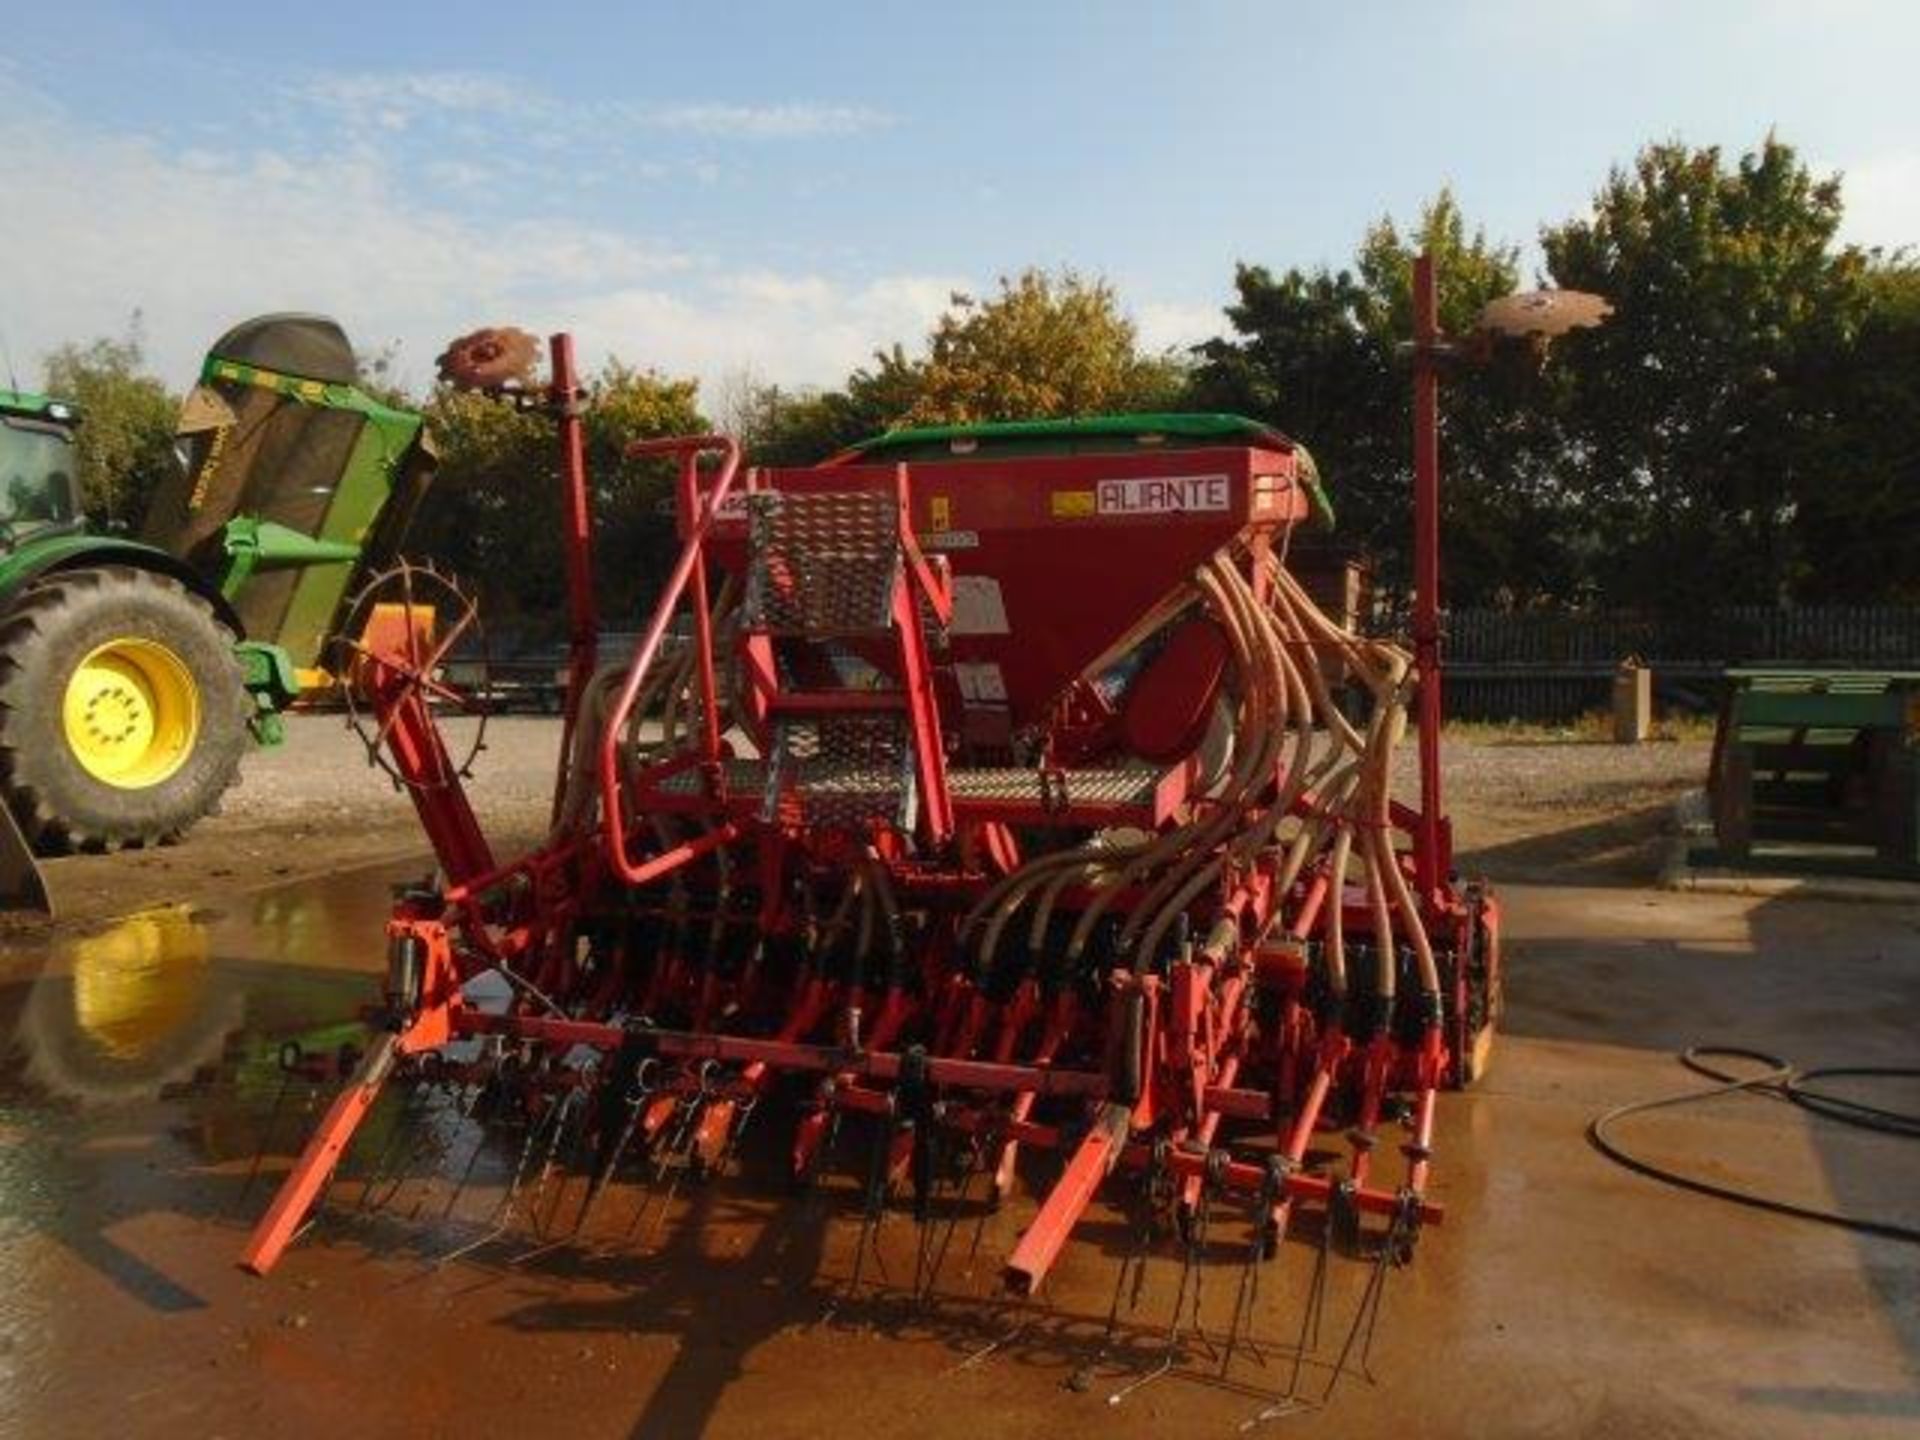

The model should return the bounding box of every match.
[0,861,418,1115]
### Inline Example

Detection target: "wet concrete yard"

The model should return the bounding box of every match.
[1,861,1917,1438]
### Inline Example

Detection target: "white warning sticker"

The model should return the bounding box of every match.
[953,661,1009,703]
[950,574,1010,635]
[1095,473,1230,516]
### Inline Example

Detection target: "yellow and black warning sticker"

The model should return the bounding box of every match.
[1050,489,1097,518]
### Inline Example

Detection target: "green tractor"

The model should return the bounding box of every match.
[0,315,434,910]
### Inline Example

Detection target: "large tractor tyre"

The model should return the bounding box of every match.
[0,566,249,851]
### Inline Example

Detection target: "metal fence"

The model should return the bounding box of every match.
[1403,606,1920,722]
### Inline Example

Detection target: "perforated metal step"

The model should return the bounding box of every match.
[744,491,902,636]
[765,714,917,831]
[651,756,1177,826]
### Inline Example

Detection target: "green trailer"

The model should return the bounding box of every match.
[0,315,433,909]
[1709,668,1920,875]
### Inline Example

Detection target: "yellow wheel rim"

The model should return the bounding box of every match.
[61,637,201,788]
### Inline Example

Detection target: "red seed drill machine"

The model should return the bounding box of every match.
[240,258,1602,1412]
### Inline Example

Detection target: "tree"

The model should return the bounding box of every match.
[39,318,180,528]
[1541,136,1867,609]
[407,361,706,631]
[909,269,1184,425]
[1188,191,1569,604]
[747,345,928,465]
[1789,258,1920,601]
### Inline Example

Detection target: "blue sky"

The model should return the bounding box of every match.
[3,1,1917,399]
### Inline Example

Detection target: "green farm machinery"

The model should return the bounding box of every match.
[0,315,433,911]
[1709,668,1920,875]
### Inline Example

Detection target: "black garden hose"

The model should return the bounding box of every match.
[1587,1046,1920,1245]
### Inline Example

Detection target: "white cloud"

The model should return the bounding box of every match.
[1834,151,1920,254]
[298,70,540,130]
[0,82,941,402]
[641,102,892,139]
[1135,300,1222,355]
[296,73,891,145]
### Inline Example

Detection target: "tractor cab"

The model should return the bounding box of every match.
[0,391,85,547]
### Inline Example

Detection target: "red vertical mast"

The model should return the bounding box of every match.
[1411,253,1447,900]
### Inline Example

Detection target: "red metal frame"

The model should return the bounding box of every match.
[247,303,1492,1328]
[549,334,597,825]
[1412,252,1451,900]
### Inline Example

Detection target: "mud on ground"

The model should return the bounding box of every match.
[11,721,1916,1440]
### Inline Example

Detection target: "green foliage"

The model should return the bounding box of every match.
[23,133,1920,620]
[1789,259,1920,601]
[909,269,1185,425]
[1541,135,1868,607]
[39,318,180,528]
[1189,191,1568,604]
[749,346,928,465]
[741,269,1186,466]
[406,361,706,630]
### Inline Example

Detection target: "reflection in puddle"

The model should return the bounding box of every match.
[69,906,212,1062]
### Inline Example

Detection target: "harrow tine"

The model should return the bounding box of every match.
[1107,1160,1217,1409]
[355,1076,435,1215]
[1317,1221,1397,1403]
[440,1089,500,1224]
[912,1132,981,1305]
[844,1112,897,1304]
[1066,1171,1156,1393]
[235,1059,300,1210]
[781,1106,844,1272]
[1224,1163,1287,1373]
[571,1057,657,1239]
[395,1078,473,1221]
[511,1086,597,1263]
[626,1070,710,1246]
[434,1083,560,1267]
[1282,1203,1335,1400]
[947,1302,1039,1375]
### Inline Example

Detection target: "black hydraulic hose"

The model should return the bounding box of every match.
[1587,1046,1920,1245]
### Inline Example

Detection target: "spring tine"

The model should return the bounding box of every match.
[947,1303,1036,1374]
[1354,1202,1416,1382]
[572,1072,652,1238]
[537,1085,597,1237]
[434,1086,556,1267]
[846,1115,894,1300]
[1224,1212,1272,1374]
[236,1066,297,1209]
[915,1139,978,1304]
[438,1061,510,1224]
[440,1096,496,1224]
[1186,1182,1220,1364]
[627,1088,702,1242]
[1108,1162,1214,1409]
[1318,1227,1395,1404]
[524,1088,587,1240]
[1067,1174,1153,1393]
[355,1080,431,1214]
[512,1090,597,1263]
[1281,1211,1334,1401]
[403,1077,482,1220]
[378,1074,463,1219]
[622,1106,680,1240]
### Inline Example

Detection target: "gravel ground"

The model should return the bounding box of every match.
[10,714,1713,934]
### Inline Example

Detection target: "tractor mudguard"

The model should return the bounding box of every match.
[0,533,244,636]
